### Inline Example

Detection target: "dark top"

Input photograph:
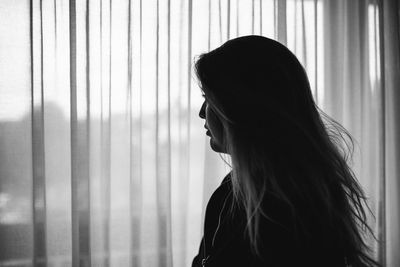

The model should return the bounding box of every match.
[192,171,348,267]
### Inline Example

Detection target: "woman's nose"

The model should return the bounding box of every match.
[199,101,206,119]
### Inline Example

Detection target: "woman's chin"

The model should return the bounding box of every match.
[209,138,218,151]
[209,138,226,153]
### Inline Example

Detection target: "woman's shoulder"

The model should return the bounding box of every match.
[197,171,347,266]
[205,171,232,209]
[220,170,232,185]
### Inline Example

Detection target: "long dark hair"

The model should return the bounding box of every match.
[195,35,379,266]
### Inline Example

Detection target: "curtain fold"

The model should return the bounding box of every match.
[0,0,398,266]
[381,0,400,266]
[322,0,383,263]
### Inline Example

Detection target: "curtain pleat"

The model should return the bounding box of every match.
[0,0,398,266]
[381,0,400,266]
[259,0,263,35]
[101,0,111,264]
[376,1,387,265]
[70,0,92,264]
[301,0,308,68]
[252,0,255,34]
[276,0,287,45]
[31,0,47,265]
[227,0,230,39]
[235,0,239,36]
[207,0,211,51]
[69,0,79,265]
[313,0,318,103]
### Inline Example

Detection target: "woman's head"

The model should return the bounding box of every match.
[195,35,379,266]
[196,35,319,155]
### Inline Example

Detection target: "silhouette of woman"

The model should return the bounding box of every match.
[193,36,380,267]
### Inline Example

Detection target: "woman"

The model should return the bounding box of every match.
[192,36,379,267]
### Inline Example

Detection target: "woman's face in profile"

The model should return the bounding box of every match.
[199,98,226,153]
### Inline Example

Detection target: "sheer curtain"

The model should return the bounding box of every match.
[0,0,398,266]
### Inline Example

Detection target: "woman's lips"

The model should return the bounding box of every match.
[206,130,210,136]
